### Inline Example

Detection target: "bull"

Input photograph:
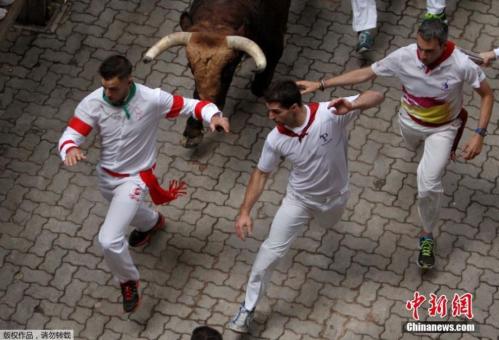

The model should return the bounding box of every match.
[144,0,291,147]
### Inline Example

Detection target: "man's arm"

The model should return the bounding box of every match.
[329,90,384,114]
[461,80,494,160]
[236,168,270,240]
[162,92,229,132]
[64,148,87,166]
[296,67,378,94]
[58,113,94,167]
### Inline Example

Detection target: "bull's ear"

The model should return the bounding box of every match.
[236,22,247,36]
[180,12,193,31]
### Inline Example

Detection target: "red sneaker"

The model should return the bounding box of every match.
[120,280,140,313]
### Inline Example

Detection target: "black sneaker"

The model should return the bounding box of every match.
[128,213,165,247]
[120,280,140,313]
[417,237,435,269]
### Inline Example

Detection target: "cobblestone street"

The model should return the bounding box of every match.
[0,0,498,339]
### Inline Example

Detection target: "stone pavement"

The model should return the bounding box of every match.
[0,0,498,339]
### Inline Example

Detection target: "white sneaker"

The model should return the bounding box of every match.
[0,0,15,6]
[228,303,254,334]
[0,8,7,20]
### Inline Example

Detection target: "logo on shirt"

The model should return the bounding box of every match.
[100,104,123,121]
[441,80,449,91]
[129,187,143,202]
[131,104,146,120]
[319,132,332,145]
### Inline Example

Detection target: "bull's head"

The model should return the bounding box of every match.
[144,32,266,108]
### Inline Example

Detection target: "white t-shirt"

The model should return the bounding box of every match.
[258,99,359,207]
[371,43,485,124]
[58,83,220,174]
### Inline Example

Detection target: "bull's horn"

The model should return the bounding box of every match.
[226,36,267,72]
[143,32,192,63]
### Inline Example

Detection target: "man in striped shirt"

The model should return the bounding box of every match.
[297,19,494,270]
[58,55,229,313]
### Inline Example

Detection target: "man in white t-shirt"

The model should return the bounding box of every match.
[297,19,494,270]
[58,55,229,313]
[227,80,383,333]
[353,0,446,52]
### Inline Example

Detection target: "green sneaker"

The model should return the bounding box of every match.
[418,236,435,269]
[356,30,374,53]
[423,10,447,24]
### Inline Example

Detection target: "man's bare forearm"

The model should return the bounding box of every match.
[239,168,270,216]
[476,80,494,130]
[323,66,377,89]
[351,90,385,111]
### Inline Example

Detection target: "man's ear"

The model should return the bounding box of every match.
[180,12,193,31]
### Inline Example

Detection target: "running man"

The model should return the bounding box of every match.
[228,80,383,333]
[58,55,229,313]
[298,19,494,269]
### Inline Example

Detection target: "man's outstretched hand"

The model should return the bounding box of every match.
[296,80,321,94]
[64,148,86,167]
[210,114,230,133]
[328,98,353,115]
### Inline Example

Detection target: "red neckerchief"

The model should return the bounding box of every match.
[417,41,455,74]
[102,164,187,205]
[276,103,319,143]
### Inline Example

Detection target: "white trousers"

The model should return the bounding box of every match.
[96,166,158,283]
[244,191,349,311]
[426,0,446,14]
[398,112,459,233]
[351,0,377,32]
[351,0,446,32]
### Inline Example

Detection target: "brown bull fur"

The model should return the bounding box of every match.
[179,0,291,146]
[180,0,291,107]
[186,33,237,105]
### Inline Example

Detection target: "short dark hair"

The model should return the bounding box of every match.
[98,55,133,80]
[263,79,302,108]
[418,19,448,45]
[191,326,222,340]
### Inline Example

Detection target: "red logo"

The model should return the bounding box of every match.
[406,292,473,320]
[129,187,142,202]
[452,293,473,319]
[428,293,448,318]
[406,291,426,320]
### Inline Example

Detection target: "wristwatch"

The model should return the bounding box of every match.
[474,127,487,137]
